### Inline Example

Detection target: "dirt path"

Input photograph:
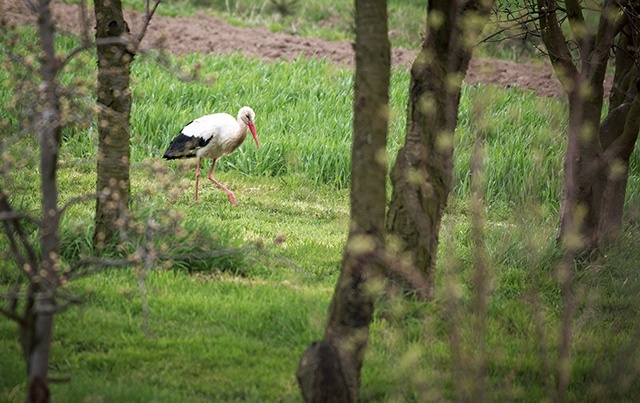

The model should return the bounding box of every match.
[5,0,572,98]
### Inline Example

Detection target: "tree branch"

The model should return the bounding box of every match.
[0,305,25,324]
[0,211,41,226]
[537,0,578,90]
[565,0,592,50]
[65,256,135,281]
[135,0,162,46]
[62,37,129,67]
[58,192,101,218]
[591,2,627,72]
[0,187,39,278]
[157,247,253,261]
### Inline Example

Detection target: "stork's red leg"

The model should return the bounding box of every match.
[207,159,237,205]
[195,157,201,201]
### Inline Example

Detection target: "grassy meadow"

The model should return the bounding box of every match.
[2,8,640,402]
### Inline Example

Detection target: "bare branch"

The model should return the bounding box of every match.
[65,256,135,281]
[53,292,83,313]
[62,37,129,67]
[480,11,546,45]
[135,0,162,47]
[0,187,39,276]
[0,211,41,226]
[157,247,254,261]
[0,305,25,324]
[57,192,101,218]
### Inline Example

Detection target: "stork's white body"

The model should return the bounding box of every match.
[163,106,260,204]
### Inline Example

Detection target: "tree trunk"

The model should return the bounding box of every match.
[596,94,640,244]
[296,0,390,400]
[558,90,606,253]
[385,0,494,300]
[534,2,636,398]
[597,28,640,245]
[537,0,627,255]
[27,0,63,400]
[93,0,133,250]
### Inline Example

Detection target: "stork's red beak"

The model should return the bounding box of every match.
[248,122,260,148]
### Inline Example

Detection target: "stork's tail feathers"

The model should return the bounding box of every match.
[163,133,208,160]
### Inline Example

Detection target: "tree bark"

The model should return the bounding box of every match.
[27,0,63,400]
[597,27,640,244]
[533,2,638,399]
[93,0,133,250]
[296,0,390,400]
[385,0,494,300]
[539,0,638,254]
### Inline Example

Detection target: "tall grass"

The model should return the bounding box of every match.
[131,52,356,188]
[55,44,614,214]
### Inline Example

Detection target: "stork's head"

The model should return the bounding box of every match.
[238,106,259,148]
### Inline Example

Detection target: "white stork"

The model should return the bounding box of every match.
[163,106,260,204]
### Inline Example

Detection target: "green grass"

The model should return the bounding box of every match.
[2,24,640,401]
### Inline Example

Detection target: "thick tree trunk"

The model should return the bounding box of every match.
[296,0,390,400]
[93,0,133,250]
[558,91,606,253]
[385,0,494,300]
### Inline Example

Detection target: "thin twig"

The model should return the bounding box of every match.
[58,192,101,218]
[135,0,161,47]
[0,305,25,324]
[62,37,129,67]
[157,247,254,261]
[66,256,135,280]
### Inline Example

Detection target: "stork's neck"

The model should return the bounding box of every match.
[237,119,248,137]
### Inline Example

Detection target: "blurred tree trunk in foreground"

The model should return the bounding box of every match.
[29,2,61,398]
[296,0,390,400]
[0,0,64,399]
[386,0,495,300]
[0,1,159,400]
[93,0,134,250]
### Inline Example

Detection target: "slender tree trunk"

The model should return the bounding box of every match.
[93,0,133,250]
[296,0,390,400]
[385,0,494,300]
[27,0,63,400]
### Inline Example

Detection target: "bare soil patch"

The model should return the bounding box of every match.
[5,0,586,98]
